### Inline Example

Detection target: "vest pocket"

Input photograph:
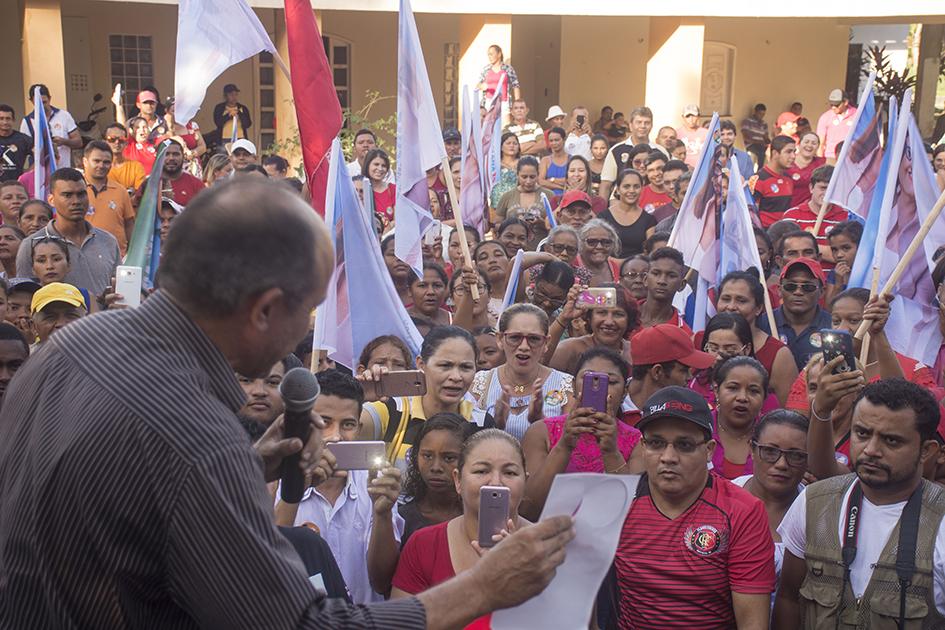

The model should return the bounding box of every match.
[869,588,929,630]
[800,561,844,629]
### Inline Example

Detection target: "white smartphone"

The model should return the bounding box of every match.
[325,441,387,471]
[115,265,143,307]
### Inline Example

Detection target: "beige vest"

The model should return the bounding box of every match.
[800,474,945,629]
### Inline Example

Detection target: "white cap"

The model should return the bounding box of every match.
[682,104,700,117]
[229,138,257,156]
[827,89,844,104]
[545,105,566,121]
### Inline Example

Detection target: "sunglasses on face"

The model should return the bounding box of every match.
[549,243,578,256]
[621,271,647,280]
[705,343,747,355]
[105,136,127,143]
[751,441,808,468]
[641,437,708,454]
[502,333,546,348]
[585,238,614,249]
[781,282,819,294]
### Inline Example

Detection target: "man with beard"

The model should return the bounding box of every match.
[156,140,204,207]
[775,378,945,628]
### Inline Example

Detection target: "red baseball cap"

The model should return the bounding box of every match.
[137,90,158,104]
[780,257,826,284]
[559,190,592,209]
[630,324,714,369]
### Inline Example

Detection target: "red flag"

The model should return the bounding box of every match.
[284,0,343,215]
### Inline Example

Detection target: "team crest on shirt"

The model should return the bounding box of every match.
[685,525,726,556]
[770,184,779,193]
[809,332,822,348]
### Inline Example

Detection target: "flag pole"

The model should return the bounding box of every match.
[272,50,292,82]
[761,281,777,340]
[442,156,480,300]
[853,185,945,339]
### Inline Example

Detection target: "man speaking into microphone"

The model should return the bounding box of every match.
[0,179,574,629]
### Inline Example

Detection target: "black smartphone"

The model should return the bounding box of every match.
[820,329,856,375]
[576,114,586,126]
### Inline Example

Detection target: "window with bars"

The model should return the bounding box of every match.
[108,34,154,108]
[322,35,350,122]
[258,51,276,150]
[443,43,459,129]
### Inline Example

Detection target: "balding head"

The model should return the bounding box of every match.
[157,179,332,377]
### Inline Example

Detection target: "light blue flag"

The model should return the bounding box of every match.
[541,193,558,229]
[394,0,448,277]
[32,87,58,200]
[314,139,423,370]
[719,159,767,282]
[501,249,525,312]
[849,95,897,290]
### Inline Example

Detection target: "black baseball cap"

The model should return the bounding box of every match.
[7,278,41,295]
[637,386,713,438]
[223,84,240,94]
[443,127,461,142]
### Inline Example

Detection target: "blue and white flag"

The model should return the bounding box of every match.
[823,72,882,219]
[394,0,448,277]
[459,85,485,235]
[719,160,766,282]
[541,193,558,229]
[173,0,278,124]
[314,139,424,370]
[501,249,525,312]
[32,86,57,200]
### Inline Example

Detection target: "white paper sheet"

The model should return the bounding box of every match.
[491,473,640,630]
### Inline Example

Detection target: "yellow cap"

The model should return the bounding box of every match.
[31,282,85,314]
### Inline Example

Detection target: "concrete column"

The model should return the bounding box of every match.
[21,0,67,115]
[645,19,704,136]
[914,23,944,140]
[458,14,511,120]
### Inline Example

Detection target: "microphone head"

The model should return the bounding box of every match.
[279,367,320,413]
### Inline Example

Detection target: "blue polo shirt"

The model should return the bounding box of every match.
[773,306,832,370]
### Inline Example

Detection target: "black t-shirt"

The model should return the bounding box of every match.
[0,131,33,181]
[277,526,351,603]
[598,207,657,259]
[398,499,436,549]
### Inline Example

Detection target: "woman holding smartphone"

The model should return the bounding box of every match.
[548,283,637,374]
[470,304,573,441]
[391,429,528,629]
[520,348,643,520]
[359,326,494,468]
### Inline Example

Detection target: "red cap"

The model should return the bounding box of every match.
[137,90,158,104]
[559,190,592,209]
[630,324,715,369]
[780,257,826,284]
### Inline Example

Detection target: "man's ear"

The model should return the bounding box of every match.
[246,287,284,332]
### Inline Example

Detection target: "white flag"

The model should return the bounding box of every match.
[173,0,277,124]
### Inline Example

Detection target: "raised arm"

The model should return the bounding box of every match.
[367,464,402,596]
[808,355,864,479]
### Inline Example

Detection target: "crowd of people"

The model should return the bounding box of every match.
[2,54,945,629]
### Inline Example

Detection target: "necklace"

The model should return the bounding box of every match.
[718,419,752,441]
[503,365,537,395]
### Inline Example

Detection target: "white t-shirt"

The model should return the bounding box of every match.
[778,483,945,615]
[21,108,78,168]
[564,133,592,161]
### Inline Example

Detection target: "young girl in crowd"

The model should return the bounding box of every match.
[520,347,643,520]
[471,326,505,371]
[363,148,396,230]
[357,335,414,381]
[31,237,70,286]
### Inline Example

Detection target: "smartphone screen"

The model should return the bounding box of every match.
[820,329,856,374]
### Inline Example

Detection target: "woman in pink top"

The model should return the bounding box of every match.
[521,347,642,520]
[785,132,826,206]
[476,45,520,106]
[710,356,771,480]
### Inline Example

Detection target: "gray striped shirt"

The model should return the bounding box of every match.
[0,290,425,629]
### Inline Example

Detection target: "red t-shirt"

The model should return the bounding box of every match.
[781,201,848,253]
[786,156,827,207]
[639,185,672,215]
[392,521,491,629]
[373,184,397,225]
[752,166,794,228]
[615,475,775,629]
[166,173,205,207]
[123,142,157,174]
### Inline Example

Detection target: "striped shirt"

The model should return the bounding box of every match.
[0,290,426,629]
[470,368,574,441]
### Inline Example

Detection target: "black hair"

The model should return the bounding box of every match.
[536,259,575,293]
[420,325,478,363]
[28,84,50,98]
[262,154,289,173]
[104,121,127,135]
[613,168,644,192]
[358,334,414,370]
[548,126,566,141]
[810,164,833,187]
[498,303,550,335]
[854,378,941,442]
[673,171,692,197]
[49,168,85,190]
[457,428,524,473]
[752,409,809,442]
[403,412,476,502]
[281,353,303,373]
[753,225,774,253]
[450,224,482,249]
[448,267,491,296]
[517,156,539,173]
[282,177,304,194]
[30,236,70,263]
[627,144,652,163]
[496,217,530,239]
[410,261,448,287]
[315,369,365,412]
[719,119,737,134]
[662,159,687,173]
[576,346,630,381]
[0,321,28,354]
[770,135,796,154]
[631,360,679,381]
[778,230,818,257]
[18,199,54,222]
[830,287,870,310]
[236,164,269,177]
[155,179,320,318]
[712,355,769,393]
[644,151,667,167]
[499,132,521,158]
[474,239,508,261]
[827,220,863,246]
[702,312,755,356]
[292,330,313,365]
[648,246,683,267]
[361,148,390,180]
[718,270,765,308]
[566,155,594,194]
[354,128,376,142]
[0,104,14,117]
[83,140,112,157]
[767,220,800,250]
[591,133,609,146]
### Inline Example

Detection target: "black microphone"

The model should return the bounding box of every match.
[279,367,320,504]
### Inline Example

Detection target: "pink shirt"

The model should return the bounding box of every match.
[675,126,708,168]
[816,106,857,159]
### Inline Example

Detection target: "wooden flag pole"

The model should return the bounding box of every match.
[853,186,945,340]
[858,266,881,364]
[441,156,480,300]
[761,281,777,341]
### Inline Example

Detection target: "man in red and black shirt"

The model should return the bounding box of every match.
[615,386,775,629]
[753,135,796,228]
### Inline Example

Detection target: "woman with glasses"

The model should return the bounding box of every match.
[530,225,592,287]
[619,255,649,303]
[599,169,656,259]
[711,356,770,480]
[520,347,642,520]
[715,271,797,405]
[488,132,521,210]
[449,267,492,330]
[576,219,622,286]
[494,157,552,224]
[471,304,573,441]
[732,410,809,603]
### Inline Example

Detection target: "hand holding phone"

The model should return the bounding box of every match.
[325,441,387,471]
[359,370,426,400]
[580,371,609,413]
[576,288,616,309]
[478,486,511,548]
[820,329,856,375]
[114,265,142,307]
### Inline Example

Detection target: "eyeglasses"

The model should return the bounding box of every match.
[585,238,614,249]
[781,282,819,294]
[549,243,578,256]
[641,437,708,454]
[532,288,566,308]
[621,271,647,280]
[751,441,808,468]
[502,333,547,348]
[705,343,747,355]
